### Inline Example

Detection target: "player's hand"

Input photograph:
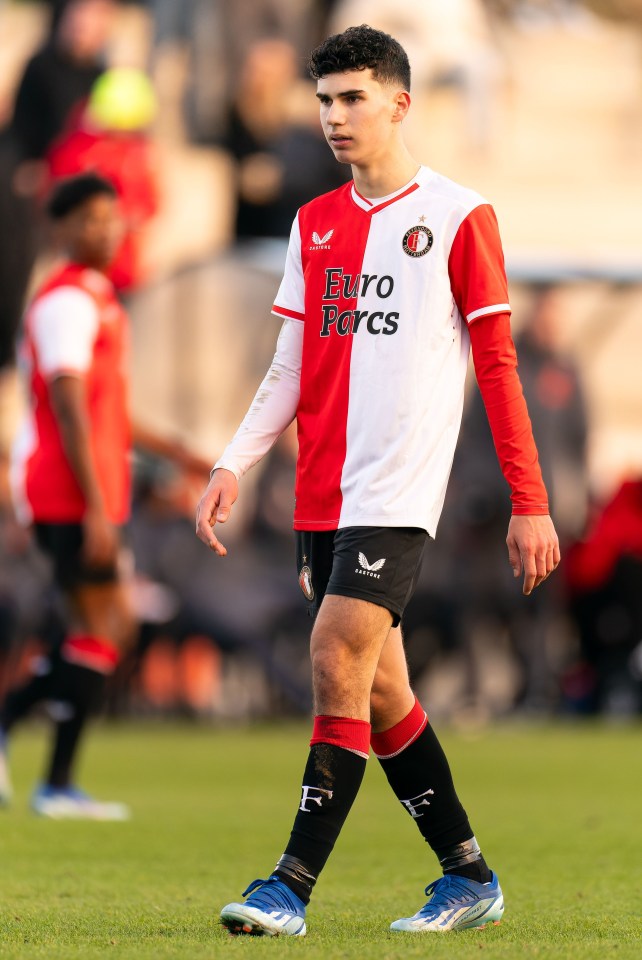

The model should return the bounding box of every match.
[83,505,118,568]
[506,514,560,596]
[195,468,238,556]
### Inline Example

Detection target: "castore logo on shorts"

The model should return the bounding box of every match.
[356,553,386,579]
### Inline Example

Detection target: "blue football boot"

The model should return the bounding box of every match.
[31,784,130,820]
[391,871,504,932]
[220,876,306,936]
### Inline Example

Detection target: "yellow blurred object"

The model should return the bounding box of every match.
[87,67,157,131]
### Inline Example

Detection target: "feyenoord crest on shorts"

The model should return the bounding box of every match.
[299,563,314,601]
[272,166,511,538]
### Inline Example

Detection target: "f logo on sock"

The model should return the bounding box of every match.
[401,788,434,819]
[299,785,333,812]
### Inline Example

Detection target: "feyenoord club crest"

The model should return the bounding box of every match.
[402,224,433,258]
[299,564,314,601]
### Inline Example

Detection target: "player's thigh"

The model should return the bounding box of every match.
[311,593,393,662]
[310,594,394,716]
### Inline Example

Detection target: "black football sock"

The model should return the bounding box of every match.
[273,716,371,904]
[45,663,107,788]
[372,697,492,884]
[43,636,118,789]
[0,653,58,733]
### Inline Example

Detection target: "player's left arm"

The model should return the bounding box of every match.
[449,203,560,595]
[469,313,560,595]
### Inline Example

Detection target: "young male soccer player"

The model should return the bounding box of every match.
[1,174,208,818]
[196,25,560,935]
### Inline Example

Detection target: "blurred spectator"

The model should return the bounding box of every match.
[120,457,223,717]
[0,135,34,368]
[406,285,588,715]
[565,479,642,715]
[10,0,115,171]
[0,0,115,368]
[513,285,589,540]
[126,450,310,715]
[46,67,160,292]
[150,0,339,144]
[223,39,349,239]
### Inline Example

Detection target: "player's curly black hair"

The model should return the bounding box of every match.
[47,173,117,220]
[308,24,410,92]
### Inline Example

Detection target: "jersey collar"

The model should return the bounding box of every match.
[350,166,432,215]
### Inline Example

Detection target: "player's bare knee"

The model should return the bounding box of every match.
[311,639,352,691]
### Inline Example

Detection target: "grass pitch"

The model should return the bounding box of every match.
[0,721,640,959]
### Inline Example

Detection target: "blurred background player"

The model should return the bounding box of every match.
[0,173,209,818]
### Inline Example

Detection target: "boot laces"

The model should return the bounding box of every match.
[418,874,476,916]
[242,876,302,913]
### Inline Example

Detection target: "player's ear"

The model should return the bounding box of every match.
[391,90,411,123]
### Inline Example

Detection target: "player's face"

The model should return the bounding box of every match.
[64,194,123,269]
[316,69,409,167]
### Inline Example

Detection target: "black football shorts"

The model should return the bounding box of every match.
[295,526,428,627]
[34,522,121,591]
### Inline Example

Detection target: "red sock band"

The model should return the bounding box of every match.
[310,715,371,760]
[61,635,120,675]
[370,697,428,759]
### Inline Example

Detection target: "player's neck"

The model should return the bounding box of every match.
[351,146,420,200]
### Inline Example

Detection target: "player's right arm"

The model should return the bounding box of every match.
[31,285,116,567]
[195,317,303,555]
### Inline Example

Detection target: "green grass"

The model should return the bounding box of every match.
[0,721,641,959]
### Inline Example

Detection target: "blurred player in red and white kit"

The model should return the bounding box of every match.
[0,174,209,819]
[196,26,560,936]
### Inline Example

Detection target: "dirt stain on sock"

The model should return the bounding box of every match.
[312,744,335,791]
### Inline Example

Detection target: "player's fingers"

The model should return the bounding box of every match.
[533,543,555,589]
[195,491,229,556]
[196,518,227,556]
[521,552,538,595]
[539,537,561,584]
[545,545,556,577]
[216,491,235,523]
[506,536,522,579]
[207,531,228,557]
[196,494,218,540]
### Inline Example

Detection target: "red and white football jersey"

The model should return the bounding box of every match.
[11,262,131,525]
[272,166,511,535]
